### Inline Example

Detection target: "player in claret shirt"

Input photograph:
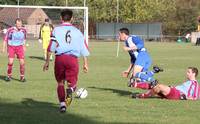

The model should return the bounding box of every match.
[2,18,27,82]
[43,9,90,113]
[132,67,200,100]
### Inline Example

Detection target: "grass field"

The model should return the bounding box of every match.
[0,40,200,124]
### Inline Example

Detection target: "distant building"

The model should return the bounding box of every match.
[0,8,50,38]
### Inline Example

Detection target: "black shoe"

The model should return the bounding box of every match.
[180,94,187,100]
[153,66,163,73]
[150,80,158,88]
[5,76,11,82]
[131,93,140,99]
[60,106,66,113]
[20,77,26,82]
[66,89,73,107]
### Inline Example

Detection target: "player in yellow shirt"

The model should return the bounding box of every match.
[39,18,54,60]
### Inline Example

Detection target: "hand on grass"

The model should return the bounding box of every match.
[121,70,129,78]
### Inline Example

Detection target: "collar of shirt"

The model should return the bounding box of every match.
[13,26,24,31]
[61,22,73,26]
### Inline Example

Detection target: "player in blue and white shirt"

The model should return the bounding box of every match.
[43,9,89,113]
[119,28,163,89]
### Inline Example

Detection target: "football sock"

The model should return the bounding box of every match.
[135,72,155,82]
[132,82,150,89]
[60,102,66,107]
[7,63,13,77]
[57,85,65,102]
[146,71,154,77]
[20,64,25,78]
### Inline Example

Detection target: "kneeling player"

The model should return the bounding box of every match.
[119,28,163,88]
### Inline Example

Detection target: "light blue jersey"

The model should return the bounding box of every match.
[48,23,89,57]
[4,27,26,46]
[175,80,198,98]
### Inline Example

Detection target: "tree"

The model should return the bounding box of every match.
[0,0,18,5]
[166,0,200,35]
[1,0,199,35]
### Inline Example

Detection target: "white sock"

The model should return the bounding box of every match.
[60,102,66,107]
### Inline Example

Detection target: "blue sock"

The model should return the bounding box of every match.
[135,72,155,82]
[146,71,154,77]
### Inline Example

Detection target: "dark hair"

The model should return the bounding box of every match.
[198,16,200,23]
[61,9,73,21]
[188,67,198,77]
[119,28,129,35]
[15,18,22,23]
[45,18,49,22]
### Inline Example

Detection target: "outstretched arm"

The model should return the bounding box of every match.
[43,51,51,71]
[122,64,134,78]
[2,41,7,53]
[83,56,88,73]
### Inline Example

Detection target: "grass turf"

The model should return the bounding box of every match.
[0,40,200,124]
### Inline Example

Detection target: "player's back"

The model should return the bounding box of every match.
[131,35,144,49]
[52,24,89,57]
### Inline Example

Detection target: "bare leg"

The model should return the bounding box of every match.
[153,84,171,96]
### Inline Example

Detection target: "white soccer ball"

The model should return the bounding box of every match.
[38,39,42,43]
[3,29,7,34]
[76,88,88,99]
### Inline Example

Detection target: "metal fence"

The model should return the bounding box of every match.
[96,22,162,40]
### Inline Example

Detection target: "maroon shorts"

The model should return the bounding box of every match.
[165,87,181,100]
[54,54,79,89]
[8,45,24,59]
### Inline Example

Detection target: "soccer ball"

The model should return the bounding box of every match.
[76,88,88,99]
[38,39,42,43]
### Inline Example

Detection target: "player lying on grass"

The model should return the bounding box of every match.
[119,28,163,88]
[131,67,200,100]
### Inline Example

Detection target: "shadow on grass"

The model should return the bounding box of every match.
[88,86,162,100]
[0,75,6,81]
[0,75,21,82]
[0,98,152,124]
[129,92,163,99]
[88,86,132,96]
[29,56,44,61]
